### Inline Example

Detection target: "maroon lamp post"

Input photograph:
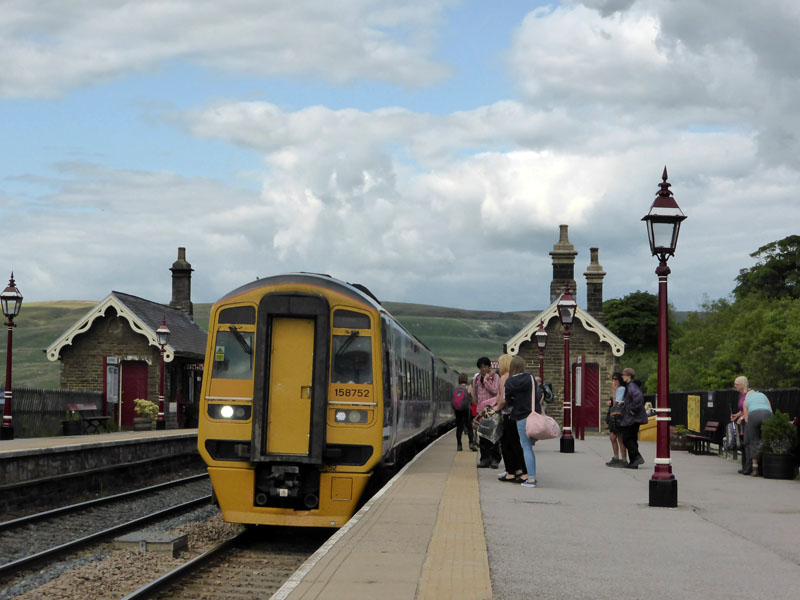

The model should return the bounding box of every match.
[642,167,686,508]
[535,319,548,383]
[557,284,577,454]
[1,274,23,440]
[156,316,170,430]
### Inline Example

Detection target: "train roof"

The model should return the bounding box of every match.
[218,272,440,357]
[217,272,383,310]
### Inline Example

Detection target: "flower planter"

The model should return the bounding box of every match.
[761,453,798,480]
[670,436,692,451]
[62,420,82,436]
[133,417,154,431]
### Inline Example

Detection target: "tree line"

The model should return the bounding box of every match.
[603,235,800,393]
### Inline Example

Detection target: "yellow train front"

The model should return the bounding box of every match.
[198,273,456,528]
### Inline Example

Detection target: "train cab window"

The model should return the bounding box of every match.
[333,310,370,329]
[212,327,254,380]
[218,306,255,324]
[332,334,372,384]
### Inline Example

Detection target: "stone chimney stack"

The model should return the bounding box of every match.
[549,224,578,303]
[169,247,193,317]
[584,247,606,322]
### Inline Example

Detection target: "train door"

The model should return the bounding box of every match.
[266,317,314,454]
[251,293,330,465]
[121,361,147,427]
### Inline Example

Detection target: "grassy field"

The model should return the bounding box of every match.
[1,300,539,389]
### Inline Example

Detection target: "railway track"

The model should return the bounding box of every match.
[121,527,329,600]
[0,474,211,578]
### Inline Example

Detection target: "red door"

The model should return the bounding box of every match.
[572,359,601,434]
[121,362,148,427]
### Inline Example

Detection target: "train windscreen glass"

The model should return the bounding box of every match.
[212,327,254,379]
[332,334,372,384]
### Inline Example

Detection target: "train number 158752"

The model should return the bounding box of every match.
[332,387,371,398]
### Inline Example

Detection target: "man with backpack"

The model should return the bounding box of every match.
[453,373,476,451]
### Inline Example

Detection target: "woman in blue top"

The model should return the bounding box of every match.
[742,390,773,476]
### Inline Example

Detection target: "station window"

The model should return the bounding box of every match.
[212,327,254,380]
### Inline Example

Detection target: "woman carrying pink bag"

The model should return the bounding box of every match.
[504,356,540,488]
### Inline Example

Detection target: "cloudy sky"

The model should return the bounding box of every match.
[2,0,799,312]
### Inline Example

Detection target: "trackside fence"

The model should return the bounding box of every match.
[2,387,104,438]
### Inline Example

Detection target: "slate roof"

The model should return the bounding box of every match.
[112,292,207,358]
[46,291,207,362]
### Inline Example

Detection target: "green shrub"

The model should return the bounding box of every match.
[761,410,798,455]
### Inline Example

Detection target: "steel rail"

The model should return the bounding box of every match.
[0,495,212,577]
[119,530,250,600]
[0,473,209,532]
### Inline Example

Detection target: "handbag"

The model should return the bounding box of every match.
[724,421,739,451]
[526,409,560,440]
[608,402,625,431]
[477,411,502,444]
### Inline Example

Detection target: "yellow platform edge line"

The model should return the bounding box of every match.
[416,448,493,600]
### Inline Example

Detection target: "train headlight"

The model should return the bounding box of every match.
[334,410,368,423]
[208,404,252,420]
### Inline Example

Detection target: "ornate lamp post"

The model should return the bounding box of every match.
[535,319,548,383]
[557,284,577,453]
[642,167,686,508]
[156,316,170,430]
[1,274,23,440]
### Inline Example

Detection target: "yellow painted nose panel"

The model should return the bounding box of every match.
[266,317,314,454]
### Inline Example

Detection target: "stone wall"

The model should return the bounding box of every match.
[59,310,177,427]
[517,319,619,431]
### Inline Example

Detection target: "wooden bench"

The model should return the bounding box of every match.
[687,421,721,455]
[66,403,112,434]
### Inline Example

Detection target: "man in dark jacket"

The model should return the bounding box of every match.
[619,367,648,468]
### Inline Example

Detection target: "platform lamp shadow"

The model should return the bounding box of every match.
[642,167,686,508]
[1,273,23,441]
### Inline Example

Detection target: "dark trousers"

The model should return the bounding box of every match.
[620,424,642,463]
[455,410,474,447]
[479,436,501,464]
[499,415,526,475]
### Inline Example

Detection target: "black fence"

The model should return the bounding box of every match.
[4,387,104,438]
[644,388,800,447]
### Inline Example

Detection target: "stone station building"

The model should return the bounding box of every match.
[505,225,625,432]
[46,249,207,429]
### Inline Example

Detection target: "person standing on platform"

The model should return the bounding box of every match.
[619,367,647,469]
[605,372,627,467]
[493,354,527,482]
[504,356,539,487]
[742,389,773,476]
[730,375,749,473]
[473,356,500,468]
[453,373,476,452]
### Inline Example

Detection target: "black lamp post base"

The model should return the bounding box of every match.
[649,478,678,507]
[1,425,14,440]
[156,420,166,430]
[560,437,574,453]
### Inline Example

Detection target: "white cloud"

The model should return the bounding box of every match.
[0,0,450,98]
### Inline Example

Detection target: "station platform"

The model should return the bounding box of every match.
[274,432,800,600]
[0,429,199,510]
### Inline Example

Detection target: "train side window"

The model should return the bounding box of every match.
[212,328,254,380]
[331,334,373,384]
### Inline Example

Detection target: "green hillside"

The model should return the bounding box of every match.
[1,300,538,389]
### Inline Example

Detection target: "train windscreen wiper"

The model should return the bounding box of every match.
[228,326,252,355]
